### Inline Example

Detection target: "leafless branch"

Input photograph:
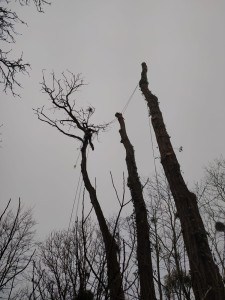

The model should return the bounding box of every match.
[16,0,51,13]
[0,50,30,96]
[0,0,50,95]
[35,71,108,149]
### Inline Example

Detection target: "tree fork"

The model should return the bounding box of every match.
[115,112,157,300]
[139,62,225,300]
[81,140,125,300]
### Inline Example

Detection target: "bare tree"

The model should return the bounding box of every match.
[0,0,50,96]
[139,62,225,299]
[34,71,125,300]
[27,220,101,299]
[0,199,36,299]
[23,206,139,299]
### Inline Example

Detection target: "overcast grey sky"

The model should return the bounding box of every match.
[1,0,225,239]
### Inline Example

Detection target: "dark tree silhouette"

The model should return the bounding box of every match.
[35,71,125,300]
[28,221,100,299]
[139,62,225,300]
[116,112,157,300]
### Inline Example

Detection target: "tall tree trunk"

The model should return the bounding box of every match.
[81,139,125,300]
[139,62,225,300]
[115,112,157,300]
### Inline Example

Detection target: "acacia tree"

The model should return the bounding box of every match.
[0,199,36,299]
[139,62,225,299]
[34,71,125,300]
[0,0,50,96]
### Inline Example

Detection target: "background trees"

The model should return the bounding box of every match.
[0,199,36,299]
[19,213,140,299]
[1,162,225,299]
[196,157,225,279]
[147,172,193,299]
[29,220,101,299]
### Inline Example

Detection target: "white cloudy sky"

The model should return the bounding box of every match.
[1,0,225,239]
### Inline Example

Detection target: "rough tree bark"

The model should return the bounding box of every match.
[81,138,125,300]
[115,112,157,300]
[139,62,225,300]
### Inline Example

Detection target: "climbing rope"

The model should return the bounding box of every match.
[68,170,82,230]
[108,83,139,125]
[148,116,175,291]
[147,116,168,244]
[121,83,139,114]
[71,82,138,169]
[68,143,94,230]
[75,173,84,222]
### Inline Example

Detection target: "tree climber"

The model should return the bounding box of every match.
[83,128,97,151]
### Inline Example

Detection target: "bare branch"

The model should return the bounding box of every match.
[16,0,51,13]
[36,71,107,150]
[0,0,50,96]
[33,107,84,142]
[0,50,30,96]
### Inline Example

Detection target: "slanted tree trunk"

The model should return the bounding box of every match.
[81,139,125,300]
[115,112,157,300]
[139,62,225,300]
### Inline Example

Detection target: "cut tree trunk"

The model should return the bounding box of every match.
[116,112,157,300]
[81,139,125,300]
[139,62,225,300]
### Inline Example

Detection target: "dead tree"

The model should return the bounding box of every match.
[115,113,157,300]
[139,62,225,300]
[35,71,125,300]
